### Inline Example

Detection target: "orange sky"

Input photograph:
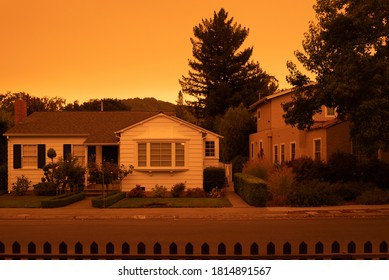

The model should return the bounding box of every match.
[0,0,316,104]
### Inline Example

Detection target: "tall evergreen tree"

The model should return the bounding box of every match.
[180,8,277,130]
[283,0,389,154]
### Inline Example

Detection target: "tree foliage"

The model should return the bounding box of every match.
[283,0,389,153]
[180,8,277,130]
[215,104,256,163]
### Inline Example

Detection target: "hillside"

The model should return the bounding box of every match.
[123,97,175,111]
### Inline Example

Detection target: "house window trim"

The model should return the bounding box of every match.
[313,138,322,161]
[273,144,279,164]
[14,144,46,170]
[136,141,188,171]
[280,143,285,164]
[290,142,296,161]
[205,140,216,158]
[22,144,38,169]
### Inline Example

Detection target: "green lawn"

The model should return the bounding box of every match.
[111,197,232,208]
[0,194,53,208]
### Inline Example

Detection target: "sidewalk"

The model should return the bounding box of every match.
[0,187,388,221]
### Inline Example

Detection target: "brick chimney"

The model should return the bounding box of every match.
[14,99,27,125]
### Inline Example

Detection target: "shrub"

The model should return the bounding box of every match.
[329,181,371,202]
[288,157,326,182]
[358,159,389,190]
[287,180,342,207]
[10,175,31,196]
[231,155,248,175]
[152,184,167,198]
[0,164,7,192]
[356,188,389,205]
[268,166,295,206]
[326,151,358,183]
[127,185,145,198]
[210,187,226,198]
[203,167,225,193]
[92,191,126,208]
[171,182,186,198]
[242,159,272,180]
[33,182,57,196]
[233,173,268,207]
[185,187,207,198]
[41,192,86,208]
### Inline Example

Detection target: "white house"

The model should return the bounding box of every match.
[4,101,222,191]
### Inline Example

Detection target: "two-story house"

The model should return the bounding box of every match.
[248,87,351,164]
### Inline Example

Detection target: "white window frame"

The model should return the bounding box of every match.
[137,141,187,170]
[290,142,296,161]
[22,144,37,168]
[313,138,322,161]
[273,144,279,164]
[205,140,216,157]
[280,143,285,164]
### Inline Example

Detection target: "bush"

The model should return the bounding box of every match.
[326,151,358,183]
[358,159,389,190]
[203,167,225,193]
[92,191,126,208]
[288,157,326,182]
[171,182,186,198]
[356,188,389,205]
[210,187,226,198]
[242,159,271,180]
[233,173,268,207]
[33,182,57,196]
[329,181,371,202]
[152,184,167,198]
[41,192,86,208]
[268,166,295,206]
[10,175,31,196]
[287,180,342,207]
[185,187,207,198]
[231,155,248,175]
[127,185,145,198]
[0,164,7,192]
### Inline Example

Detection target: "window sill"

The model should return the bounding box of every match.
[135,168,189,173]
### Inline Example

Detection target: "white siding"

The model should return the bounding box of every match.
[7,136,87,192]
[119,116,219,191]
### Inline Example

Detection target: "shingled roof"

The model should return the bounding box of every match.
[4,111,175,144]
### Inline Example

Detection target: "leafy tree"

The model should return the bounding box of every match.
[64,98,129,111]
[180,8,277,130]
[215,104,256,163]
[0,92,66,115]
[283,0,389,154]
[0,110,12,164]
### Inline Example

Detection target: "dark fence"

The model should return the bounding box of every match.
[0,240,388,260]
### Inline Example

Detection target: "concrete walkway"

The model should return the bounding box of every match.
[0,187,389,220]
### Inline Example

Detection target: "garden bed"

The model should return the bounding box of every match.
[41,192,86,208]
[110,197,232,208]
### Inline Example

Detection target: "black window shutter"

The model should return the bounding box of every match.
[13,144,22,169]
[63,144,71,160]
[37,144,46,168]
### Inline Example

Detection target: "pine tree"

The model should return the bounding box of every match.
[180,8,277,130]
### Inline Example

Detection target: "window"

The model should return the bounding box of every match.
[259,141,264,159]
[290,142,296,161]
[280,144,285,164]
[273,145,278,164]
[205,141,215,157]
[175,143,185,167]
[326,107,335,117]
[22,145,37,168]
[314,139,321,161]
[150,143,172,167]
[13,144,46,169]
[138,143,147,167]
[137,142,186,169]
[257,109,261,120]
[251,142,254,159]
[73,145,85,165]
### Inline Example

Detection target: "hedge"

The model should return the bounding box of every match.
[91,192,126,208]
[203,167,226,192]
[41,192,86,208]
[33,182,57,196]
[233,173,268,207]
